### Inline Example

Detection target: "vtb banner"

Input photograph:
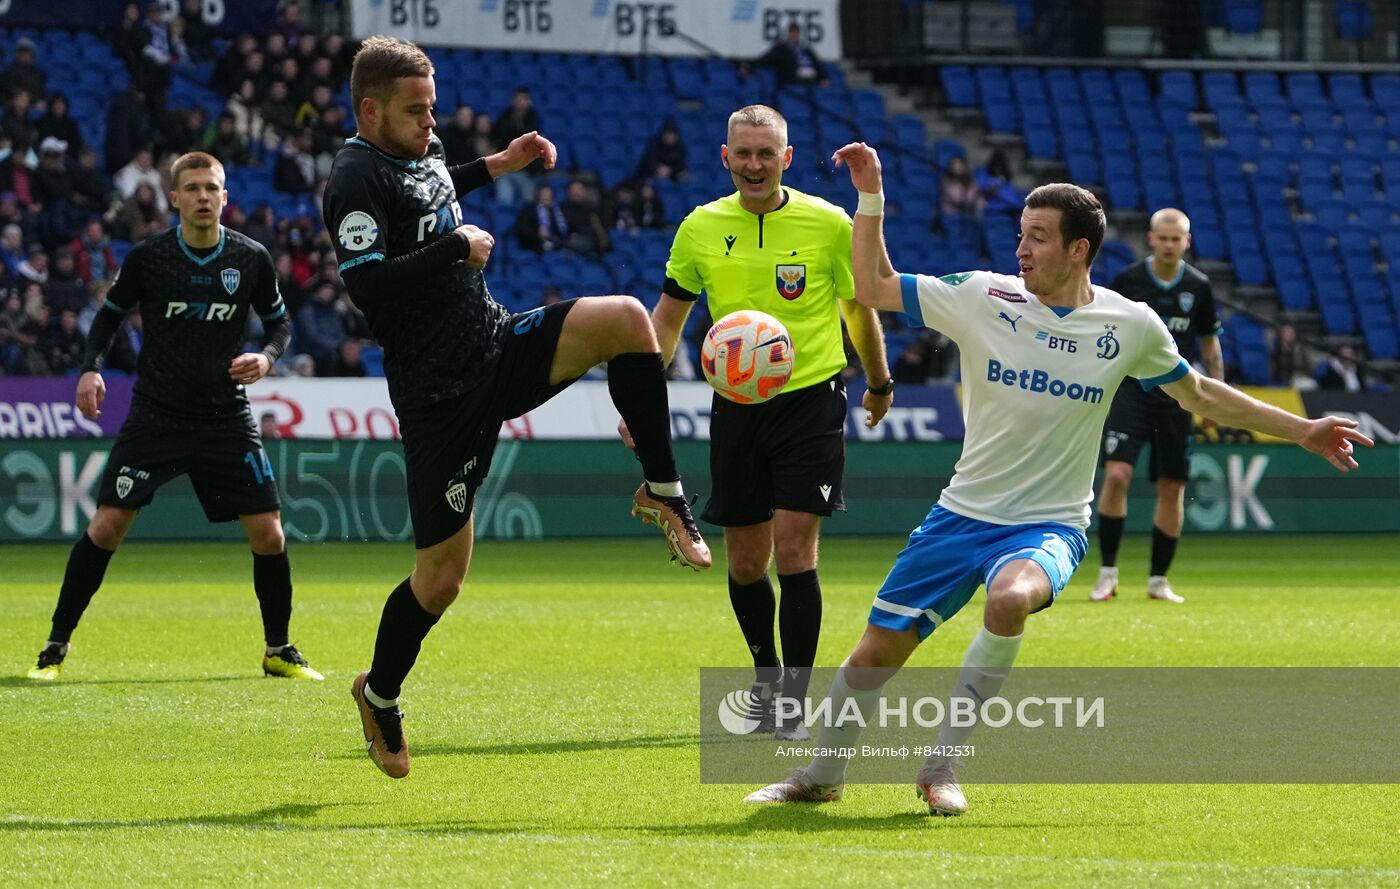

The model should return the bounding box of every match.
[348,0,842,59]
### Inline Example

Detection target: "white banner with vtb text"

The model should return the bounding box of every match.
[348,0,841,60]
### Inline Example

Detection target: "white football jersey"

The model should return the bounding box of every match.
[901,270,1188,528]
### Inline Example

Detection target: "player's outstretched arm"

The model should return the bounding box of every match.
[832,142,903,313]
[1160,370,1373,471]
[487,131,557,179]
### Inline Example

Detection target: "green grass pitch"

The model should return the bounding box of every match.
[3,534,1398,887]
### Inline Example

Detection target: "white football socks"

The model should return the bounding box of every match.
[646,479,683,498]
[363,683,398,710]
[806,662,886,784]
[926,626,1022,769]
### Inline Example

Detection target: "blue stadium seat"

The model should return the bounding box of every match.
[1255,148,1294,184]
[1223,0,1263,34]
[1270,254,1313,310]
[1337,1,1374,40]
[1192,224,1226,260]
[1064,148,1101,184]
[1329,73,1367,107]
[1233,249,1269,286]
[1360,199,1398,231]
[941,66,978,107]
[1158,70,1198,108]
[1315,198,1352,232]
[1318,294,1359,335]
[1243,71,1282,107]
[1265,129,1305,154]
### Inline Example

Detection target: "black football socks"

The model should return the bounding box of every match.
[1098,514,1125,568]
[608,352,680,485]
[729,574,781,684]
[252,549,293,649]
[366,577,442,702]
[1151,525,1180,578]
[49,533,115,643]
[778,569,822,711]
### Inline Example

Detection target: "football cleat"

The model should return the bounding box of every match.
[26,643,68,681]
[774,721,811,742]
[916,762,968,816]
[1147,576,1185,603]
[743,768,844,803]
[262,644,324,680]
[1090,566,1118,601]
[746,679,780,735]
[351,671,410,779]
[631,483,712,570]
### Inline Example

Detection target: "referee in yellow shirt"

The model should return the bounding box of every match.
[641,104,892,739]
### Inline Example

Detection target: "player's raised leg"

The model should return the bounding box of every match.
[552,294,711,570]
[27,506,133,680]
[242,511,322,680]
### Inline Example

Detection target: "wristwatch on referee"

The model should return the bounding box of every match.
[867,378,895,397]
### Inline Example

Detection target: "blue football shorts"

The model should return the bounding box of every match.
[868,505,1088,640]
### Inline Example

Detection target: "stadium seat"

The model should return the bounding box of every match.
[1223,0,1264,34]
[941,66,978,107]
[1270,254,1314,310]
[1158,70,1198,108]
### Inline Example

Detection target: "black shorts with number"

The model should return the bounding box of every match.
[1099,383,1194,482]
[702,372,848,527]
[98,408,279,521]
[399,300,577,549]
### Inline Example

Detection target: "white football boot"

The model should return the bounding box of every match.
[1090,566,1119,601]
[1147,575,1185,603]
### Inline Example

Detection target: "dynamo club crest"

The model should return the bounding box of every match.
[221,268,241,295]
[776,264,806,300]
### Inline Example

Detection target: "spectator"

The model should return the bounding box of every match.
[561,180,610,256]
[0,190,32,243]
[33,138,84,248]
[259,410,281,439]
[1317,344,1368,392]
[130,1,184,119]
[635,121,687,182]
[116,181,169,241]
[225,79,267,151]
[636,180,666,228]
[277,2,307,44]
[204,111,253,167]
[177,0,215,62]
[324,337,368,377]
[113,146,167,211]
[276,57,303,104]
[10,285,51,374]
[939,155,985,217]
[604,180,643,232]
[976,149,1022,214]
[756,23,828,89]
[70,218,119,286]
[116,3,148,79]
[3,90,39,156]
[320,34,350,84]
[274,130,317,194]
[440,106,479,166]
[468,112,496,162]
[18,244,48,284]
[2,37,47,107]
[260,80,298,146]
[243,204,278,254]
[294,82,335,132]
[105,306,143,374]
[236,50,270,98]
[514,184,567,253]
[263,32,289,68]
[68,148,110,214]
[213,34,257,96]
[104,86,153,175]
[310,103,350,159]
[296,281,346,371]
[1270,323,1313,389]
[1,223,26,275]
[44,249,86,316]
[36,94,83,160]
[40,307,85,374]
[492,89,541,203]
[300,56,336,104]
[164,106,208,155]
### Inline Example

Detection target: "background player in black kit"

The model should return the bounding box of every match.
[1092,208,1224,604]
[26,151,321,682]
[325,37,710,780]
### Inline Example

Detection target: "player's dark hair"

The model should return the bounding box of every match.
[350,36,434,123]
[170,151,224,189]
[1025,183,1106,267]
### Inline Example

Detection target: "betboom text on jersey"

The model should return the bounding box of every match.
[986,359,1106,404]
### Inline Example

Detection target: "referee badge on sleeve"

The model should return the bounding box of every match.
[776,264,806,300]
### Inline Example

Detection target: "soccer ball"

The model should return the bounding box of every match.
[700,310,795,404]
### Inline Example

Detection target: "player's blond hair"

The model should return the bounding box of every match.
[727,105,788,146]
[170,151,225,189]
[350,36,434,124]
[1149,207,1191,233]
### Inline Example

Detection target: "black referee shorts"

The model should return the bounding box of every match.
[399,300,577,549]
[98,413,280,522]
[702,372,848,527]
[1099,384,1194,482]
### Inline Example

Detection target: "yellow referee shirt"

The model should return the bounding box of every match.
[663,188,855,393]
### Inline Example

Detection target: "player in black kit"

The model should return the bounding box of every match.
[26,152,321,682]
[327,37,710,779]
[1092,208,1224,604]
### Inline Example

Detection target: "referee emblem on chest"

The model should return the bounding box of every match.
[776,264,806,300]
[221,268,241,295]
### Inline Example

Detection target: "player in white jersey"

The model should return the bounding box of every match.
[743,144,1372,815]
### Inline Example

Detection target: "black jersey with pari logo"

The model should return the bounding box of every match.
[323,134,509,410]
[1108,259,1220,405]
[105,226,284,424]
